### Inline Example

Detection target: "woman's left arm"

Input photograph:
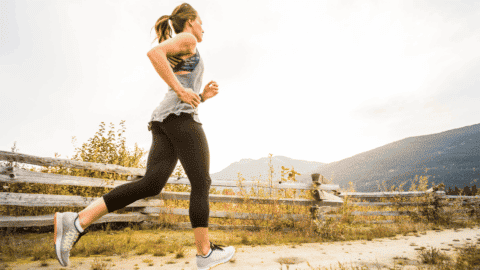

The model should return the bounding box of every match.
[202,81,219,102]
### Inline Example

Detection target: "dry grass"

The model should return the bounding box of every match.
[417,246,451,264]
[302,243,480,270]
[90,258,111,270]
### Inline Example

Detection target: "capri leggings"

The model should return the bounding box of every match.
[102,112,211,228]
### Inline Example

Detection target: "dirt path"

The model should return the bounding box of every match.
[6,226,480,270]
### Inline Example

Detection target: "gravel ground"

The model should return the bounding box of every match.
[4,226,480,270]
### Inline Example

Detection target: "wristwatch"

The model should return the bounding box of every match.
[199,93,205,102]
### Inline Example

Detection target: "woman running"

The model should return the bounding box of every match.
[53,3,235,269]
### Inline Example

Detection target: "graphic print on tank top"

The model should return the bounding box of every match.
[167,48,200,73]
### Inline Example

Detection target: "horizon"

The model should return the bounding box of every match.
[5,120,479,171]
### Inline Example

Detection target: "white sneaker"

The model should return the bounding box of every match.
[53,212,86,266]
[196,242,235,270]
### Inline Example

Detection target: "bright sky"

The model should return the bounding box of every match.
[1,0,480,174]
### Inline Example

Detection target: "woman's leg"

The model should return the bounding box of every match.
[194,227,210,255]
[159,113,212,255]
[78,121,179,229]
[55,121,179,267]
[78,197,108,229]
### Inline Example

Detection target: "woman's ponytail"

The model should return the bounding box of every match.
[150,3,198,44]
[152,15,172,44]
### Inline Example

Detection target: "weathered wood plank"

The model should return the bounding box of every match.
[318,190,344,203]
[350,201,477,207]
[0,166,15,179]
[0,207,311,228]
[0,167,209,189]
[0,167,337,191]
[152,192,341,207]
[316,215,396,224]
[349,209,471,217]
[338,191,446,198]
[142,207,310,221]
[273,183,340,191]
[445,195,480,200]
[350,201,440,207]
[0,153,337,191]
[0,192,163,208]
[0,213,153,228]
[170,222,267,231]
[0,189,337,208]
[145,207,473,220]
[0,213,394,228]
[170,222,301,232]
[1,190,469,213]
[0,168,129,188]
[364,220,394,224]
[1,206,472,228]
[0,191,338,218]
[349,202,389,207]
[0,151,146,176]
[350,210,412,216]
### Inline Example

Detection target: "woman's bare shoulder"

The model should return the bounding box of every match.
[148,33,197,57]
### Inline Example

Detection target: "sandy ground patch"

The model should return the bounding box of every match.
[4,226,479,270]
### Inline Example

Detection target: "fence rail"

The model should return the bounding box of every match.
[1,151,479,230]
[0,164,337,192]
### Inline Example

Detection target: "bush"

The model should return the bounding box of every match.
[44,121,147,181]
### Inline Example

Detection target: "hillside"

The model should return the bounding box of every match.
[297,123,480,191]
[211,155,325,184]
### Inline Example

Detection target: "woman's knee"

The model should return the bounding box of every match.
[134,177,164,197]
[143,187,162,198]
[190,180,211,196]
[190,185,210,200]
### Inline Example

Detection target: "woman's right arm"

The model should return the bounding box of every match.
[147,33,197,97]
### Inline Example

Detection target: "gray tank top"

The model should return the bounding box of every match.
[149,48,204,127]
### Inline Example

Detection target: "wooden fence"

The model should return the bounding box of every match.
[1,150,479,230]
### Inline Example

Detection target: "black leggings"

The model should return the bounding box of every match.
[102,112,211,228]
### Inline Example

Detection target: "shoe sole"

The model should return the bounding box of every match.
[54,212,66,267]
[198,248,235,270]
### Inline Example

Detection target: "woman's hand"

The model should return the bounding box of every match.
[202,81,219,101]
[177,88,201,108]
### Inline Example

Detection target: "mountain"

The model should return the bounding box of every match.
[211,155,325,184]
[295,123,480,192]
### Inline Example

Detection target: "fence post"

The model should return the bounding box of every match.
[311,173,322,201]
[310,173,322,221]
[469,199,480,219]
[0,166,16,179]
[421,184,446,222]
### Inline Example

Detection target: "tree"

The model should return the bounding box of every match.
[463,186,472,196]
[472,184,478,196]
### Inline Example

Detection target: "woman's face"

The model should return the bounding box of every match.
[190,16,204,43]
